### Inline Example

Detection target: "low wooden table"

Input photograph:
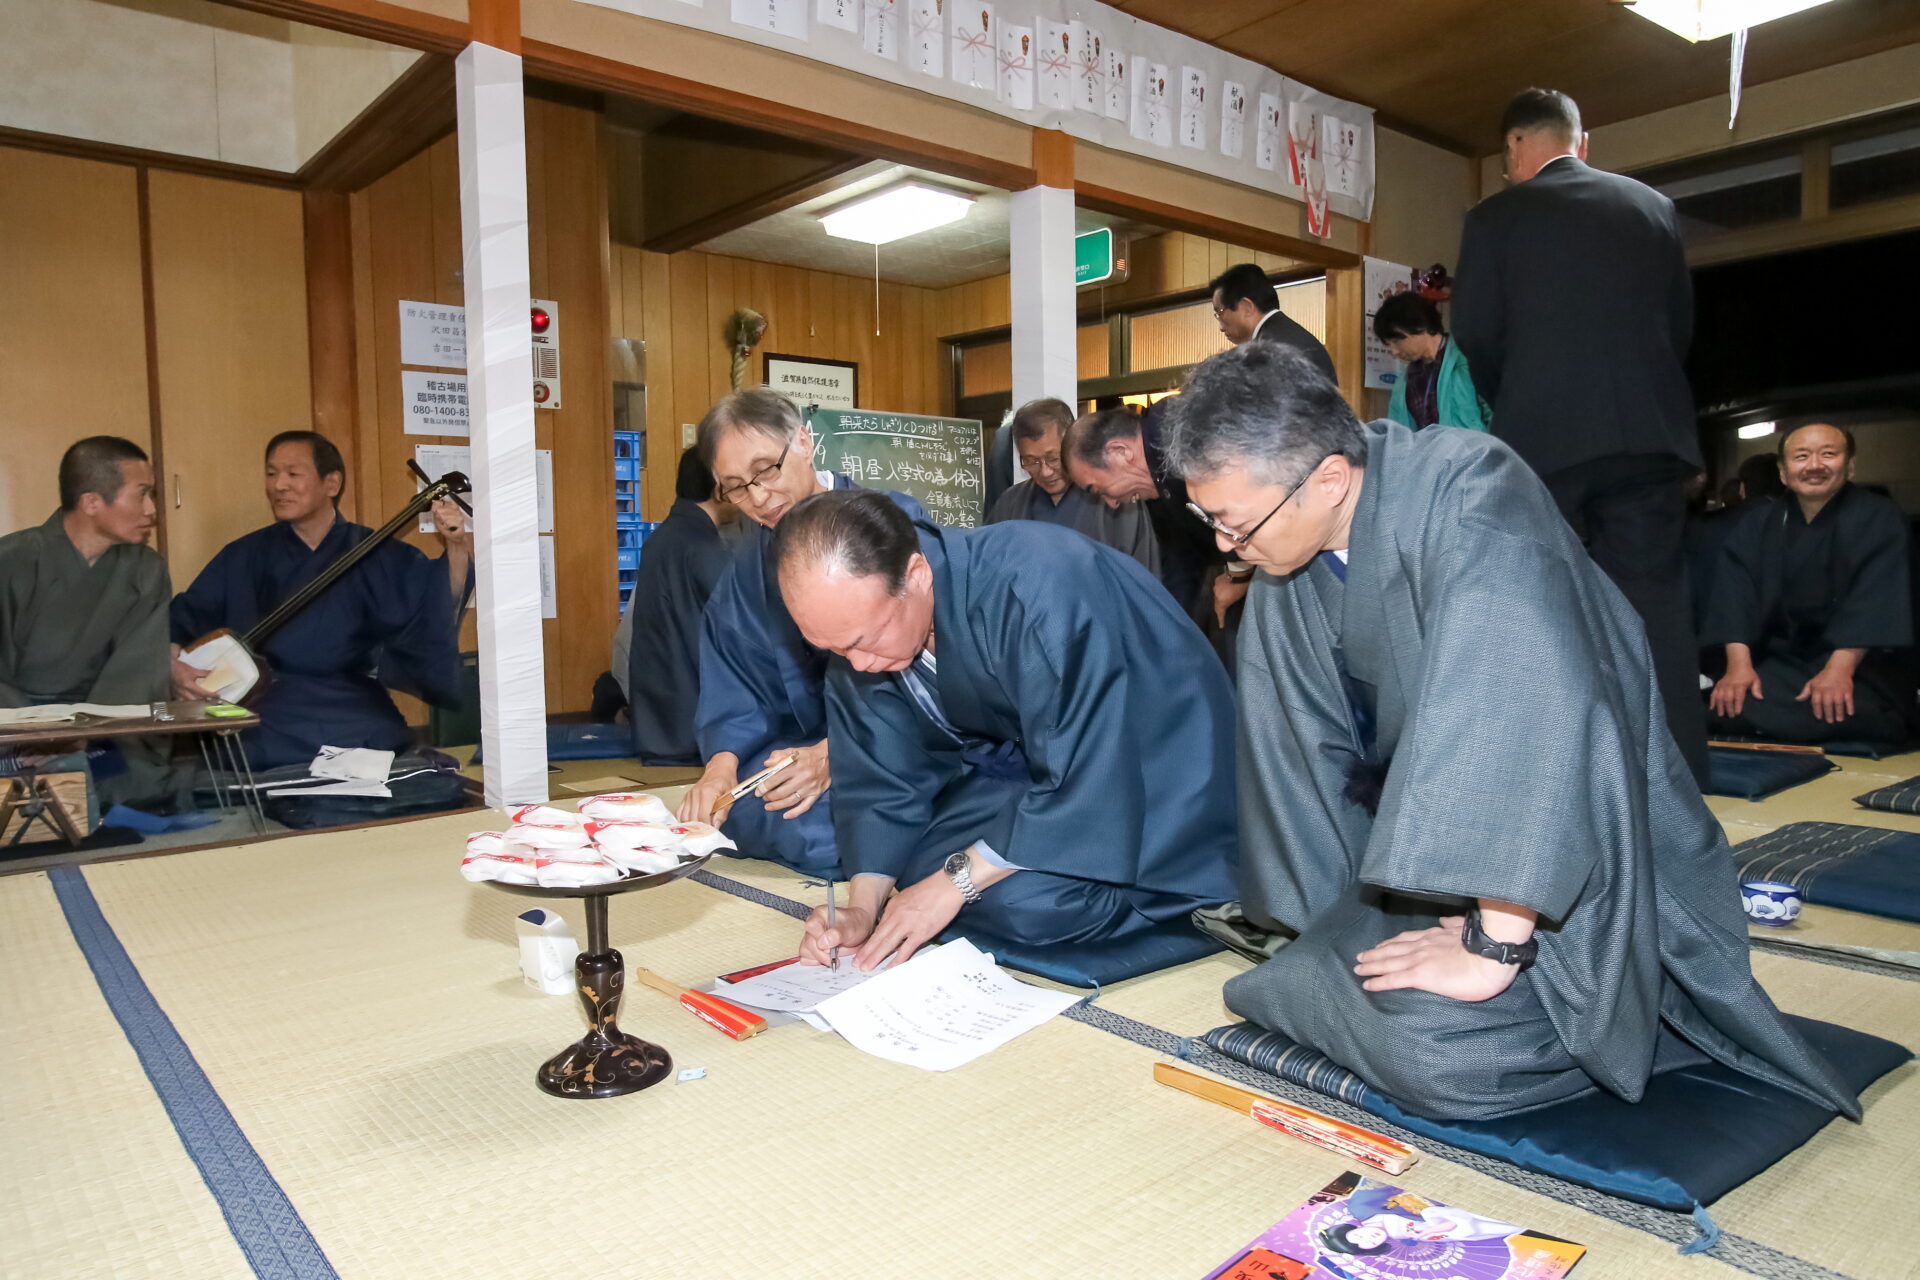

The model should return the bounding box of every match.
[0,701,266,847]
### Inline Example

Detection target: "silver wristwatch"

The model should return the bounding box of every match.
[943,850,983,904]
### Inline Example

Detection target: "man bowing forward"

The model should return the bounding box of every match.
[772,490,1237,969]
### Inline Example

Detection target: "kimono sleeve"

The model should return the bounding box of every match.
[1362,523,1607,924]
[170,543,239,645]
[371,545,463,707]
[694,556,779,763]
[823,666,963,881]
[88,555,173,704]
[1824,499,1912,651]
[1698,504,1767,648]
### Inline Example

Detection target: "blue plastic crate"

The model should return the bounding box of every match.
[613,431,642,459]
[616,511,645,529]
[614,458,640,481]
[617,547,640,570]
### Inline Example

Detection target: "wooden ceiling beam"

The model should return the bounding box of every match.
[297,53,457,192]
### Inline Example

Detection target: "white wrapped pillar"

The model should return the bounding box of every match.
[1008,183,1078,410]
[456,41,549,807]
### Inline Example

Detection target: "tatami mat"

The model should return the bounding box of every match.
[0,874,253,1280]
[7,771,1919,1280]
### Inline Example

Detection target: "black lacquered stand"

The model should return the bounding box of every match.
[483,854,711,1099]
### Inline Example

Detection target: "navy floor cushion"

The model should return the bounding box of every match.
[1823,738,1912,761]
[1733,821,1920,924]
[941,917,1223,986]
[1855,776,1920,816]
[1204,1016,1908,1210]
[1706,746,1834,800]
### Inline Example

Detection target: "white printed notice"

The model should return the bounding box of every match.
[414,444,554,534]
[813,939,1078,1071]
[862,0,896,58]
[399,300,467,369]
[538,534,557,620]
[1071,22,1102,115]
[402,370,469,436]
[817,0,857,32]
[1104,43,1128,122]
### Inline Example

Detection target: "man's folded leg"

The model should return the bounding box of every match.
[720,788,841,877]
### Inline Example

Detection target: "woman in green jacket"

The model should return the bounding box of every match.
[1375,291,1491,433]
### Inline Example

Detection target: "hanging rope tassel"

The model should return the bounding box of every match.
[1679,1203,1723,1256]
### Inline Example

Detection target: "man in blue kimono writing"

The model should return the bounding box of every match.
[1159,343,1858,1123]
[770,489,1237,970]
[675,391,924,876]
[169,430,471,768]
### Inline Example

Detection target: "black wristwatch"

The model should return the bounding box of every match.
[1460,910,1537,969]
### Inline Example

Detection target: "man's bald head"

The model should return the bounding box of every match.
[770,489,933,674]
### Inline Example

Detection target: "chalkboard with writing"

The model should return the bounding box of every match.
[806,408,986,528]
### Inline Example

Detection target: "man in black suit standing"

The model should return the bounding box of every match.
[1210,263,1337,382]
[1453,88,1708,785]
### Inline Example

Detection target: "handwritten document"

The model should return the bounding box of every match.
[714,958,886,1015]
[814,940,1078,1071]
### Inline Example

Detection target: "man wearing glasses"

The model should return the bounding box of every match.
[676,390,926,876]
[1159,343,1857,1124]
[768,489,1236,972]
[984,397,1157,577]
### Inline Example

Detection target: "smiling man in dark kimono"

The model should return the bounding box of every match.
[770,489,1237,971]
[1705,423,1915,747]
[169,430,470,769]
[1,437,173,806]
[675,391,926,877]
[1160,343,1858,1124]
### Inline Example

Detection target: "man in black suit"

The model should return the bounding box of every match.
[1452,88,1708,785]
[1210,263,1337,382]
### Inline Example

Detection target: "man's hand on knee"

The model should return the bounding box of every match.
[1353,915,1521,1003]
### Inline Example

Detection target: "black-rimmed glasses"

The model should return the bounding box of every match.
[716,435,794,504]
[1185,457,1325,547]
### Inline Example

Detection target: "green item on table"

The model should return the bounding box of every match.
[206,704,250,717]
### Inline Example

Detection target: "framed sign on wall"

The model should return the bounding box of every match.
[765,353,859,410]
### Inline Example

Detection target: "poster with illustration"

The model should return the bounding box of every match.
[1203,1173,1587,1280]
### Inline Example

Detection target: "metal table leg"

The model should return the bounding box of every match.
[220,730,267,833]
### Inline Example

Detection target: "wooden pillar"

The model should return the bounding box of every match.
[303,188,361,520]
[1324,262,1365,410]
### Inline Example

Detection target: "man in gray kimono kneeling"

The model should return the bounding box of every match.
[1161,344,1859,1124]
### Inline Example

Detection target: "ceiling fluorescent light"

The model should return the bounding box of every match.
[1738,421,1778,439]
[1622,0,1838,42]
[820,184,974,245]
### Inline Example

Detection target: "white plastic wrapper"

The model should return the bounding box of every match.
[577,792,674,824]
[534,847,623,889]
[461,831,538,884]
[666,821,737,858]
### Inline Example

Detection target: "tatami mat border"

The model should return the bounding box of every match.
[1748,934,1920,981]
[48,867,340,1280]
[688,866,1859,1280]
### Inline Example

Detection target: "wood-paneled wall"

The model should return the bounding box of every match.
[0,146,150,536]
[607,246,945,517]
[0,145,311,585]
[148,171,313,583]
[932,231,1308,341]
[349,97,615,715]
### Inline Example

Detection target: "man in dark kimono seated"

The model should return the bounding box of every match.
[1161,344,1858,1124]
[170,430,470,769]
[626,449,736,765]
[1706,423,1915,747]
[771,489,1237,970]
[675,391,925,876]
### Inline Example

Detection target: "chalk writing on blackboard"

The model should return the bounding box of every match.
[807,409,986,529]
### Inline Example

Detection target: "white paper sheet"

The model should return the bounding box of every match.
[950,2,993,90]
[1179,65,1208,150]
[538,535,557,619]
[908,0,941,75]
[715,957,883,1014]
[1220,80,1247,160]
[1322,113,1362,199]
[814,939,1078,1072]
[414,445,551,534]
[310,746,395,782]
[0,703,150,726]
[861,0,896,58]
[1071,21,1102,115]
[997,22,1033,111]
[1103,44,1128,122]
[816,0,857,32]
[1035,19,1070,111]
[731,0,807,39]
[1256,92,1283,173]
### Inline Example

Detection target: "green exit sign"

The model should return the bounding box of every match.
[1076,227,1120,286]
